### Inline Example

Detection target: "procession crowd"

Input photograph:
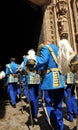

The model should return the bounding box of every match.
[0,39,78,130]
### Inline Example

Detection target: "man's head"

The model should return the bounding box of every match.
[43,40,51,45]
[37,41,51,55]
[70,54,78,73]
[10,57,16,62]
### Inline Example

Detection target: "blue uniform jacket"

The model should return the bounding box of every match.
[64,72,74,84]
[5,62,19,83]
[36,44,65,90]
[21,56,40,85]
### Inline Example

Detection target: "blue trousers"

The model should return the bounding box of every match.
[7,83,18,105]
[44,88,64,130]
[28,84,39,118]
[16,83,28,98]
[23,83,28,98]
[64,84,77,121]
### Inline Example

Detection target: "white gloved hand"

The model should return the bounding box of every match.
[0,71,6,80]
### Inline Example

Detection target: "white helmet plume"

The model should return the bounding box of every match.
[27,49,36,61]
[57,39,76,75]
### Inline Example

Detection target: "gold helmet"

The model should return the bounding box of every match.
[70,54,78,73]
[26,59,36,72]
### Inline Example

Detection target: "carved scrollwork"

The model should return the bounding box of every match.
[58,15,68,38]
[56,1,68,16]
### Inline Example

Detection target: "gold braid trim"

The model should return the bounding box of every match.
[46,45,58,64]
[70,61,78,65]
[43,105,54,130]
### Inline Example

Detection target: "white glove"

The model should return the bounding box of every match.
[0,71,6,80]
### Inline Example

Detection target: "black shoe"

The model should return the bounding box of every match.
[12,104,16,108]
[64,114,73,122]
[74,114,77,118]
[24,98,29,103]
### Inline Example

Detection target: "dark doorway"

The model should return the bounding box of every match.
[0,0,43,68]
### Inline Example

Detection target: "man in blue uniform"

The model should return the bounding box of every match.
[36,41,65,130]
[5,57,19,108]
[21,50,40,125]
[64,71,77,122]
[70,54,78,129]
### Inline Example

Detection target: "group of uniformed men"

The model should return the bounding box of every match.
[0,39,78,130]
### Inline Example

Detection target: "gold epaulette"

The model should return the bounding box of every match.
[37,43,44,51]
[6,64,9,67]
[70,61,78,65]
[46,45,58,64]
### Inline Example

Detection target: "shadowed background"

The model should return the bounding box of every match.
[0,0,43,68]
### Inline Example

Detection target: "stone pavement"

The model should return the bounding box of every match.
[0,99,77,130]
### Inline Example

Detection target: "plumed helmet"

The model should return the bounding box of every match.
[58,39,74,54]
[28,49,35,55]
[26,49,36,69]
[27,49,36,61]
[57,39,76,75]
